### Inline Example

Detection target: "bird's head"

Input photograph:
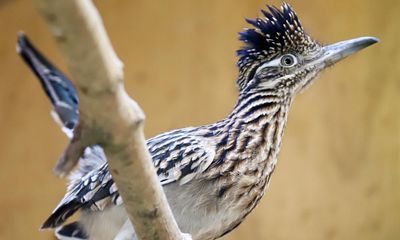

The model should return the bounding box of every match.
[237,3,378,96]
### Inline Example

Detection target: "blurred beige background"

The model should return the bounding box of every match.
[0,0,398,239]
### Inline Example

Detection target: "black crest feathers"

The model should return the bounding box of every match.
[237,3,313,65]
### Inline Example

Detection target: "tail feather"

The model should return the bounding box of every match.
[17,32,79,131]
[55,221,88,240]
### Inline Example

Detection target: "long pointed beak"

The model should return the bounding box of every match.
[320,37,379,67]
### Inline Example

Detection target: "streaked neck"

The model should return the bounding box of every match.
[212,88,291,165]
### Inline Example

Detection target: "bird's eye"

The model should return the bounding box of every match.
[280,54,297,67]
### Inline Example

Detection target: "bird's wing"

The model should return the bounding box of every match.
[149,128,215,185]
[42,129,215,229]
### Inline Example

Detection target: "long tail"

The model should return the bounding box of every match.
[17,33,79,133]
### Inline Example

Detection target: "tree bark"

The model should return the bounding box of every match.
[35,0,187,239]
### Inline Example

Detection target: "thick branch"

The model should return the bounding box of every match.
[35,0,185,239]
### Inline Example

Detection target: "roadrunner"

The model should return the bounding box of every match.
[17,3,377,240]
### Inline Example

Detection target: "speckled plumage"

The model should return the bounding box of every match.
[18,2,378,240]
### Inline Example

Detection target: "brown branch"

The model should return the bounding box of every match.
[35,0,188,239]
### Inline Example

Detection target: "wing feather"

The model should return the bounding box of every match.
[42,129,215,228]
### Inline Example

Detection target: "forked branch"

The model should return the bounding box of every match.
[35,0,187,239]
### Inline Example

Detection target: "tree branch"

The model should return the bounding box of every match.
[35,0,186,239]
